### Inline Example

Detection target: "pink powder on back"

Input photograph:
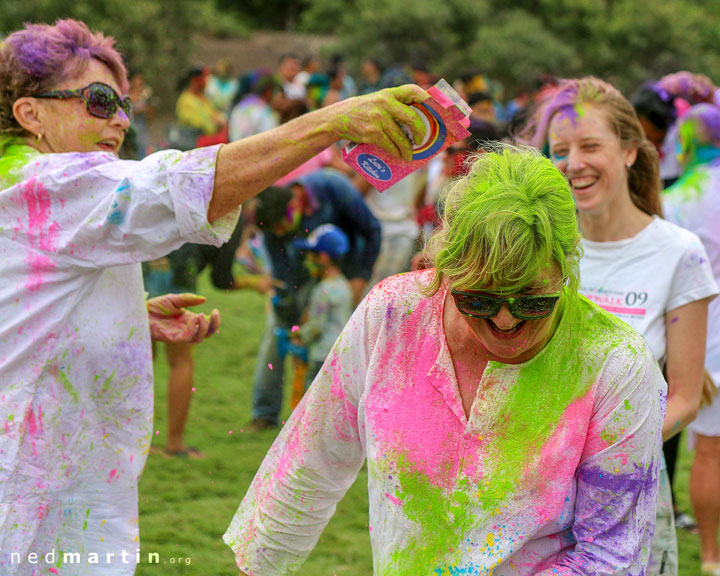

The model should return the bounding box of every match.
[21,177,59,291]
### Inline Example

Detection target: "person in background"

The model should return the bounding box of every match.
[360,57,383,95]
[225,146,666,575]
[364,168,423,288]
[633,71,720,189]
[329,54,357,100]
[630,71,720,533]
[0,17,429,573]
[124,70,153,159]
[228,70,278,142]
[295,55,321,90]
[206,58,240,114]
[468,91,496,125]
[176,65,226,138]
[249,173,381,430]
[291,224,353,388]
[663,103,720,576]
[321,65,345,108]
[276,53,305,101]
[534,76,718,576]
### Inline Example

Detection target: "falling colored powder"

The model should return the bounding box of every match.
[268,364,273,370]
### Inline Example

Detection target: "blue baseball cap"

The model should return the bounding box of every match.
[293,224,350,258]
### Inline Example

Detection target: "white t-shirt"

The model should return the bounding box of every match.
[579,216,718,370]
[664,165,720,383]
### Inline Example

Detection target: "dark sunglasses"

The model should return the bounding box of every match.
[33,82,133,122]
[450,289,564,320]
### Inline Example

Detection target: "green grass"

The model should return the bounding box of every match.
[137,272,702,575]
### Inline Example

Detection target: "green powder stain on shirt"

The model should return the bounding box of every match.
[378,455,480,575]
[57,369,79,402]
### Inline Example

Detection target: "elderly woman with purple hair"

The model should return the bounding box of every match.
[0,19,427,575]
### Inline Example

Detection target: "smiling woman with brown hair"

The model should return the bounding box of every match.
[0,18,428,574]
[533,76,719,576]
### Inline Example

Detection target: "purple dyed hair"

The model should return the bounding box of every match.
[0,19,128,136]
[530,77,662,217]
[681,103,720,144]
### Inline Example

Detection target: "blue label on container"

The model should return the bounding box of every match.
[357,153,393,181]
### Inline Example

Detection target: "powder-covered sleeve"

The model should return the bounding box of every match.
[537,340,666,576]
[9,146,239,269]
[223,294,372,575]
[666,232,718,311]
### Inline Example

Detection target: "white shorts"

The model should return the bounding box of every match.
[689,389,720,438]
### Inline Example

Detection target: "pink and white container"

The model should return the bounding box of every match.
[343,79,471,192]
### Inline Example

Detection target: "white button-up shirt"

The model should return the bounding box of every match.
[225,270,666,576]
[0,141,237,575]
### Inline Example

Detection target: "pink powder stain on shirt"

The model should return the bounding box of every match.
[532,392,595,520]
[613,453,629,466]
[21,177,60,291]
[384,492,404,506]
[366,296,460,489]
[108,469,118,482]
[25,404,39,436]
[328,355,359,441]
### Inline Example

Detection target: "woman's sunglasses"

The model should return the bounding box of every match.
[33,82,133,122]
[450,289,563,320]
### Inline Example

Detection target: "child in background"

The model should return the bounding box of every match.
[292,225,354,388]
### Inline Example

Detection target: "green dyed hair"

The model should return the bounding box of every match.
[423,145,581,296]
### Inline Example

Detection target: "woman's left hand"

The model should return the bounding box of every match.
[147,293,221,344]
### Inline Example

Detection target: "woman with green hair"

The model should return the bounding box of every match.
[226,146,665,575]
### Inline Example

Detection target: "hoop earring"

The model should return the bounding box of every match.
[36,132,43,143]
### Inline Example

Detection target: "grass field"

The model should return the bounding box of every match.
[136,272,704,575]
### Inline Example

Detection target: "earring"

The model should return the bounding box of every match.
[36,132,43,143]
[626,162,632,169]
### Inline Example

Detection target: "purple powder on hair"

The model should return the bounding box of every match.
[685,103,720,143]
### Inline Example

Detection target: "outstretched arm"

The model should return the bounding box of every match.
[208,85,429,222]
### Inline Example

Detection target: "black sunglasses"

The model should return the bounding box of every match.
[450,289,564,320]
[33,82,133,122]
